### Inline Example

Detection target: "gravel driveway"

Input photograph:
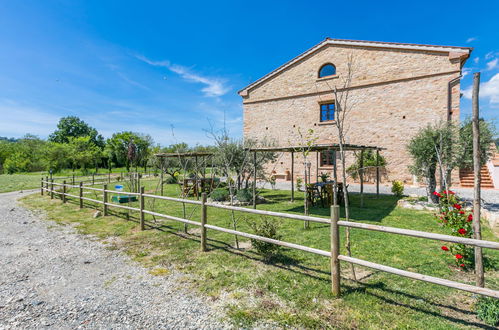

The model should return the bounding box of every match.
[0,190,228,329]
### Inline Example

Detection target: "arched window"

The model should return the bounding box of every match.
[318,63,336,78]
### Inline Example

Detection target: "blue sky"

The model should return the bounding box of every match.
[0,0,497,146]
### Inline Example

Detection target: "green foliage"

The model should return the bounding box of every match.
[319,172,330,182]
[247,216,282,261]
[347,150,386,180]
[105,131,153,171]
[475,297,499,326]
[49,116,104,147]
[391,180,404,197]
[210,188,229,201]
[67,136,102,173]
[236,188,253,203]
[296,177,303,191]
[435,191,474,269]
[458,118,495,169]
[165,174,179,184]
[408,122,458,203]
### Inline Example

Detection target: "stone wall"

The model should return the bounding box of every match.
[242,44,465,184]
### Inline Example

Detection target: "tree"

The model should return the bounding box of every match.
[49,116,104,148]
[408,124,447,203]
[67,136,102,173]
[458,118,495,169]
[105,131,153,171]
[43,142,71,172]
[408,119,495,203]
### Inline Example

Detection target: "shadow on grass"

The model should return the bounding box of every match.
[282,194,400,222]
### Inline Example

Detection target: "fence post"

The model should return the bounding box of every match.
[62,180,67,203]
[50,179,54,199]
[79,182,83,209]
[103,184,108,216]
[45,176,49,194]
[40,178,44,195]
[92,173,95,185]
[72,174,75,185]
[331,204,340,297]
[201,192,207,252]
[140,186,145,230]
[108,172,111,183]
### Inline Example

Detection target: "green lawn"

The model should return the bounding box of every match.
[0,174,44,193]
[21,179,499,328]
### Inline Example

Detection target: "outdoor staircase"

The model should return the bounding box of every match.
[459,165,494,189]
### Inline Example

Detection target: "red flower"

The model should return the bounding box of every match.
[455,254,464,259]
[453,204,462,210]
[433,191,442,197]
[460,263,465,267]
[458,228,467,235]
[441,246,449,251]
[467,214,473,222]
[459,210,465,215]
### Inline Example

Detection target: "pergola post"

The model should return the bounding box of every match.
[291,151,294,202]
[316,151,319,183]
[160,161,164,196]
[333,150,338,206]
[360,149,364,208]
[253,151,257,209]
[195,155,199,200]
[376,149,380,198]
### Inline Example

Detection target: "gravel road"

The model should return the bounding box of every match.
[0,190,228,329]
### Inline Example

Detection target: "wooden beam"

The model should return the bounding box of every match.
[360,149,364,207]
[253,151,257,209]
[472,72,484,288]
[291,151,295,202]
[376,149,380,198]
[338,255,499,299]
[331,205,340,296]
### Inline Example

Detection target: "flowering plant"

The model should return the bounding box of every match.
[435,190,474,269]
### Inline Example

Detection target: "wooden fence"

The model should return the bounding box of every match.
[40,180,499,299]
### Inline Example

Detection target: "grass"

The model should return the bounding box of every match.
[21,178,499,328]
[0,174,45,193]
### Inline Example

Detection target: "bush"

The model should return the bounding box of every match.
[165,174,178,184]
[435,191,475,269]
[475,297,499,326]
[210,188,229,201]
[236,188,253,203]
[391,180,404,197]
[248,216,282,261]
[296,177,303,191]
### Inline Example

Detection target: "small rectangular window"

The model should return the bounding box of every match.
[320,150,335,166]
[320,103,335,122]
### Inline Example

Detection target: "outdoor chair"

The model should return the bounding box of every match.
[306,184,324,207]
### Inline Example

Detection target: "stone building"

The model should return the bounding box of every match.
[239,38,471,184]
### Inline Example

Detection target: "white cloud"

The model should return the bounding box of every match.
[486,58,499,71]
[473,57,479,64]
[135,55,230,97]
[462,68,471,78]
[462,73,499,106]
[466,37,477,43]
[0,99,60,138]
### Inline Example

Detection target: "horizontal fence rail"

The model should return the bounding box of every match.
[40,180,499,299]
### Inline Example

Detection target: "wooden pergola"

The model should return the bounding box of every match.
[247,143,385,208]
[154,152,214,197]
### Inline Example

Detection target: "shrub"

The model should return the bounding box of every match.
[210,188,229,202]
[391,180,404,197]
[236,188,253,203]
[296,177,303,191]
[435,191,474,269]
[248,216,282,261]
[319,172,330,182]
[475,297,499,326]
[165,174,178,184]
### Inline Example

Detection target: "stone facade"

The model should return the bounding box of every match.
[239,39,470,184]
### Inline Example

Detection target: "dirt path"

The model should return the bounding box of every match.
[0,191,228,329]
